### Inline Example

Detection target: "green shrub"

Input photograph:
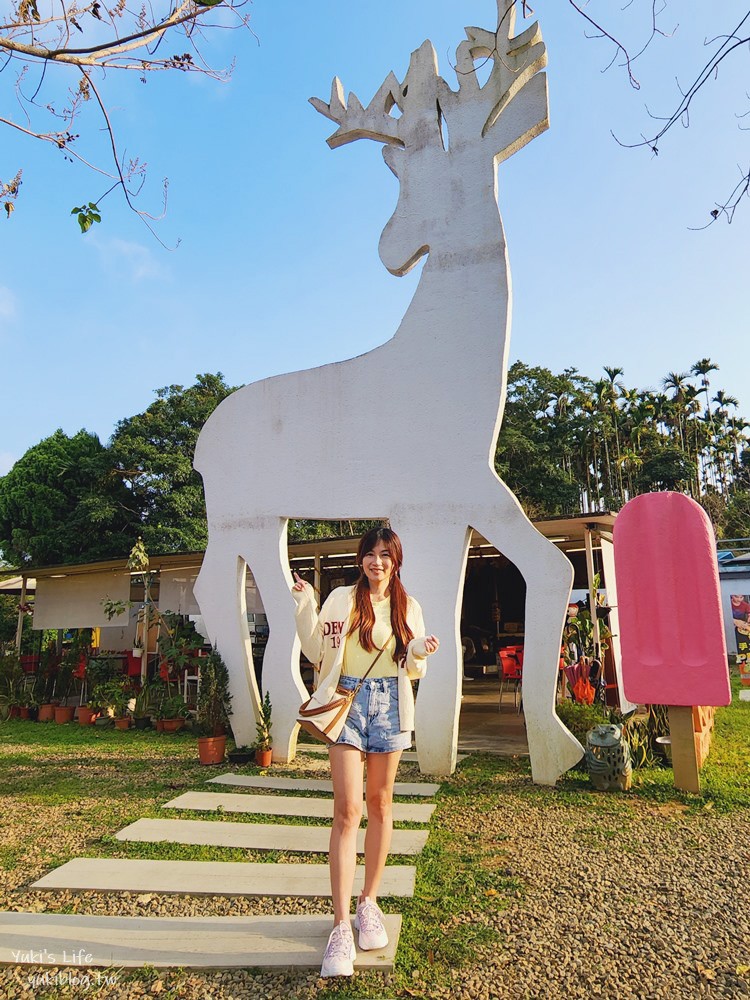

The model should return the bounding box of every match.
[556,699,608,745]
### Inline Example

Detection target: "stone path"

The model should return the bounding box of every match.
[7,762,440,973]
[0,912,402,970]
[116,817,428,854]
[207,773,440,797]
[163,790,436,822]
[31,858,416,898]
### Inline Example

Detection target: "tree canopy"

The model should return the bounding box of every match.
[0,373,235,566]
[0,428,138,565]
[0,363,747,568]
[496,359,750,537]
[109,373,236,553]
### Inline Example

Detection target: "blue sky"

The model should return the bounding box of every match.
[1,0,748,475]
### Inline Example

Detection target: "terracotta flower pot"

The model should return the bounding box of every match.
[114,717,131,730]
[255,748,273,768]
[38,703,57,722]
[54,705,75,724]
[198,734,227,765]
[8,705,21,719]
[18,707,30,720]
[161,718,185,733]
[78,706,96,726]
[155,719,165,733]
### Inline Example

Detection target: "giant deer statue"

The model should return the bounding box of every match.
[194,0,584,783]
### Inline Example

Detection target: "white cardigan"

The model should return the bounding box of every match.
[292,583,429,733]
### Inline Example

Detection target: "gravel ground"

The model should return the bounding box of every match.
[1,752,749,999]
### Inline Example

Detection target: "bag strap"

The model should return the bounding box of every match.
[350,632,393,697]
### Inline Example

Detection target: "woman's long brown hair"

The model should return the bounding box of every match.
[348,526,413,663]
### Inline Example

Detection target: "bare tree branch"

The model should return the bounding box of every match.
[1,0,255,235]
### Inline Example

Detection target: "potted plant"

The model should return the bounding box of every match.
[37,649,60,721]
[195,650,233,765]
[91,677,132,729]
[227,745,254,765]
[17,687,38,720]
[157,613,204,696]
[53,655,76,723]
[253,690,273,767]
[132,681,156,730]
[80,654,118,725]
[159,692,191,732]
[77,702,97,726]
[53,637,88,724]
[0,654,26,721]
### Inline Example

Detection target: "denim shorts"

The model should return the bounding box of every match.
[335,676,412,754]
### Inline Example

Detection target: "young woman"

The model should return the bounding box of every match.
[292,526,439,978]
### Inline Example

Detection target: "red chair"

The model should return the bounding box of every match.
[498,648,523,711]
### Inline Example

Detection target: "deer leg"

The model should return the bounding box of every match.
[470,479,583,785]
[390,513,472,776]
[237,519,308,764]
[193,533,259,750]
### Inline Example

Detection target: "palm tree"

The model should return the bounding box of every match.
[691,357,719,420]
[602,366,626,501]
[711,392,740,492]
[661,371,690,448]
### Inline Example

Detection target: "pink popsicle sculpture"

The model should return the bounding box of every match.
[613,492,730,791]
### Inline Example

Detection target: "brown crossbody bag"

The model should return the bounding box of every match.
[297,632,393,745]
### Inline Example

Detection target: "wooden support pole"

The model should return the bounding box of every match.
[141,603,149,686]
[668,705,700,794]
[314,553,321,604]
[14,576,26,653]
[583,527,602,656]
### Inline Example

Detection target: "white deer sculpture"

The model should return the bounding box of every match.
[194,0,584,783]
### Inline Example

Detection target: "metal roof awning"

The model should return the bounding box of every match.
[15,512,619,581]
[0,575,35,594]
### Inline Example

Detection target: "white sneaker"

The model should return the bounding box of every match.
[320,920,356,977]
[354,896,388,950]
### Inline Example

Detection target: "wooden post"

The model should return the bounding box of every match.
[668,705,700,794]
[314,553,321,603]
[141,604,149,685]
[14,576,26,652]
[583,527,601,656]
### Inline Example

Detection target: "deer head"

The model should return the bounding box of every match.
[310,0,549,276]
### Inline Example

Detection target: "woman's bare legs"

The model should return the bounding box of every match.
[328,744,365,924]
[361,750,402,903]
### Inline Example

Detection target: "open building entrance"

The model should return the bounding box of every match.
[457,517,623,753]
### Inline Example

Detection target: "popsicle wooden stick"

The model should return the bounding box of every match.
[667,705,700,794]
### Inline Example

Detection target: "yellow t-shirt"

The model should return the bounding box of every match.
[343,597,398,678]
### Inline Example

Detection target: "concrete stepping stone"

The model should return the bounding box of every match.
[116,818,429,855]
[0,911,401,970]
[31,858,416,897]
[207,773,440,797]
[163,791,435,823]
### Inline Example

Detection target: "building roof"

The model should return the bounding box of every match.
[19,512,618,580]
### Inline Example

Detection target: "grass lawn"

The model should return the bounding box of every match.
[1,676,749,999]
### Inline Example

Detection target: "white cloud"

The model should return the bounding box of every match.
[91,236,169,283]
[0,285,18,322]
[0,451,17,475]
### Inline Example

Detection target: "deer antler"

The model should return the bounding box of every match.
[310,72,405,150]
[446,0,547,138]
